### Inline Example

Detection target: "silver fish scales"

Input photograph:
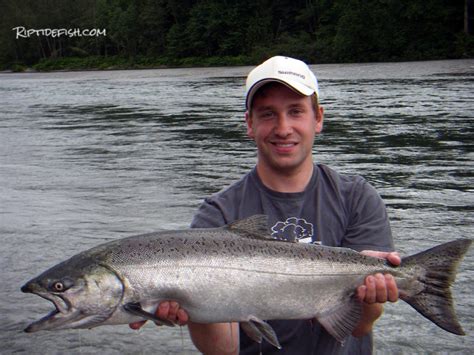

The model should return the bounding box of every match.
[21,215,471,348]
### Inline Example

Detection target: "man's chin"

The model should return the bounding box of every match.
[264,158,310,173]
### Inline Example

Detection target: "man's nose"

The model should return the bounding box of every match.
[274,115,292,137]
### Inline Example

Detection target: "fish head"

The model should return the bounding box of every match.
[21,254,124,332]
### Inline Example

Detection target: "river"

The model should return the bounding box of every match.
[0,59,473,354]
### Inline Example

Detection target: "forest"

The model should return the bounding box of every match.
[0,0,472,71]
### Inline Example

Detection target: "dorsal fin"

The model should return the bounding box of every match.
[227,215,273,240]
[227,215,296,243]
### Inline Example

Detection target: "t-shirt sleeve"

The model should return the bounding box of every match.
[343,179,394,252]
[190,197,227,228]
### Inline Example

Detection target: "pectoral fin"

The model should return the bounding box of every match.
[241,316,281,349]
[316,295,362,342]
[123,302,175,327]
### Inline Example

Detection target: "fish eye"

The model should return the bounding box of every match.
[50,278,74,292]
[52,282,65,292]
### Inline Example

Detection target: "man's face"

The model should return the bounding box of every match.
[246,83,324,175]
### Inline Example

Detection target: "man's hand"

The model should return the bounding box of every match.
[352,250,401,337]
[129,301,189,330]
[357,250,401,304]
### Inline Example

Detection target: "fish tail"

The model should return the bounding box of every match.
[399,238,471,335]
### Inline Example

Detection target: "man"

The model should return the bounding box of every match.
[131,56,400,354]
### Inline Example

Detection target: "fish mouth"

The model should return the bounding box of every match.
[22,284,88,333]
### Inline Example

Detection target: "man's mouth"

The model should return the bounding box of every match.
[271,141,298,152]
[275,143,295,147]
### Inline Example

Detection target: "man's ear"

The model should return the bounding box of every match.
[245,111,255,138]
[315,106,324,134]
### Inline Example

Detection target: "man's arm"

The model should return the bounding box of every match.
[129,302,238,355]
[188,322,239,355]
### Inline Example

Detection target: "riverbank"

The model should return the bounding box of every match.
[7,55,257,73]
[8,50,474,73]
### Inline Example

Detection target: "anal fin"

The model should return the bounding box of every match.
[317,295,363,342]
[123,302,175,327]
[241,316,281,349]
[240,322,262,344]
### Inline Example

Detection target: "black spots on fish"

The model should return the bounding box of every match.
[321,252,344,264]
[164,247,187,259]
[247,243,258,252]
[220,239,251,256]
[195,237,213,248]
[152,249,161,256]
[127,251,140,258]
[305,248,325,262]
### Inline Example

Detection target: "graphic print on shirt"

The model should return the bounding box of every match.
[271,217,315,243]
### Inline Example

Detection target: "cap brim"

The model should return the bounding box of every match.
[246,78,315,110]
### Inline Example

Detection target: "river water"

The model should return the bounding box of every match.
[0,59,473,354]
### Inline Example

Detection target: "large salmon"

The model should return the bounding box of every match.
[21,215,471,348]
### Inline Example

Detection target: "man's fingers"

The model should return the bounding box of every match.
[361,250,400,262]
[364,275,377,304]
[168,301,180,322]
[385,274,399,302]
[157,301,188,325]
[129,320,146,330]
[129,301,190,329]
[386,252,401,266]
[356,284,367,302]
[157,302,170,319]
[374,273,388,303]
[361,273,399,305]
[177,309,189,326]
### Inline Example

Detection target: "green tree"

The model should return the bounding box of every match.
[0,0,470,70]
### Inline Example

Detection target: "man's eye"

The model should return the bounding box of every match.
[259,112,274,119]
[290,109,304,116]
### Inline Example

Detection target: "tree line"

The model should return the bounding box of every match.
[0,0,472,71]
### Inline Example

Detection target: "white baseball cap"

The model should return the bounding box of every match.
[245,56,319,110]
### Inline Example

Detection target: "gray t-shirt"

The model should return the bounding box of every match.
[191,164,394,354]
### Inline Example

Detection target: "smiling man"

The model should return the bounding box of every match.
[245,79,323,192]
[131,56,400,354]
